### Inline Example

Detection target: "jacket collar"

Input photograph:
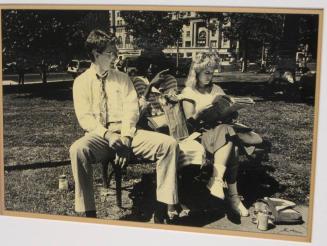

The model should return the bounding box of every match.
[89,63,111,80]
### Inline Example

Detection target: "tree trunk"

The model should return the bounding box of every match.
[218,21,222,49]
[206,17,210,49]
[241,37,248,73]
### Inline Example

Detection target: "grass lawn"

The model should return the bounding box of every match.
[3,79,315,222]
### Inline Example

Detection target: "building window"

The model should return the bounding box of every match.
[223,36,228,46]
[125,35,130,44]
[211,30,216,36]
[187,12,191,16]
[185,41,191,47]
[186,31,190,37]
[117,36,123,48]
[197,30,207,47]
[211,40,217,47]
[117,11,120,17]
[186,52,192,57]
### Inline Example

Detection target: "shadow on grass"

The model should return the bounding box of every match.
[5,160,71,172]
[3,81,73,101]
[219,81,267,98]
[120,171,226,226]
[120,150,284,227]
[218,81,314,105]
[236,139,287,207]
[238,161,287,208]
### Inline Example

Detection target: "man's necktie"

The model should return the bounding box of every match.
[97,71,109,127]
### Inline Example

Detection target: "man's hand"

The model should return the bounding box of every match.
[149,69,170,86]
[114,149,129,169]
[114,137,132,169]
[104,131,123,150]
[105,132,132,168]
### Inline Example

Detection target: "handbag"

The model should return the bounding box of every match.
[161,99,189,141]
[253,197,303,225]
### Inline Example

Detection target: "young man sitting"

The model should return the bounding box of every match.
[70,29,180,223]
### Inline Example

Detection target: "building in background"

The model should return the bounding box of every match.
[109,10,141,59]
[109,10,238,61]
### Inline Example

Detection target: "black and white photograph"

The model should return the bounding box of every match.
[0,5,322,242]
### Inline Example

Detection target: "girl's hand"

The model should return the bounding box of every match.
[139,96,150,109]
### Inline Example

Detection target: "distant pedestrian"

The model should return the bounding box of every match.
[40,59,47,83]
[115,56,124,71]
[16,58,25,85]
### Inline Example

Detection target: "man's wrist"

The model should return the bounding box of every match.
[122,136,133,141]
[121,136,132,147]
[104,130,114,141]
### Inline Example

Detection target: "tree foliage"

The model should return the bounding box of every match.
[2,9,318,71]
[298,14,319,58]
[221,13,319,66]
[221,13,284,71]
[2,10,109,65]
[224,13,284,42]
[120,11,185,55]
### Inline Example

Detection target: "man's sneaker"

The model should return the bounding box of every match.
[167,210,179,224]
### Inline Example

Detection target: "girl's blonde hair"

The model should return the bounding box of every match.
[185,50,220,88]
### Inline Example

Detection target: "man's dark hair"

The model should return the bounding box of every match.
[85,29,117,62]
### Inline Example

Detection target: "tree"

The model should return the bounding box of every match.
[221,13,284,72]
[269,14,318,69]
[64,11,110,60]
[120,11,185,56]
[298,14,319,60]
[2,10,110,69]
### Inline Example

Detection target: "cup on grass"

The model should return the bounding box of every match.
[58,175,68,190]
[257,210,269,231]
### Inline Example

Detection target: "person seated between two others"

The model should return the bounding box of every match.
[131,57,208,216]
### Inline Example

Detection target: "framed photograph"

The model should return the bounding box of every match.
[0,2,323,244]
